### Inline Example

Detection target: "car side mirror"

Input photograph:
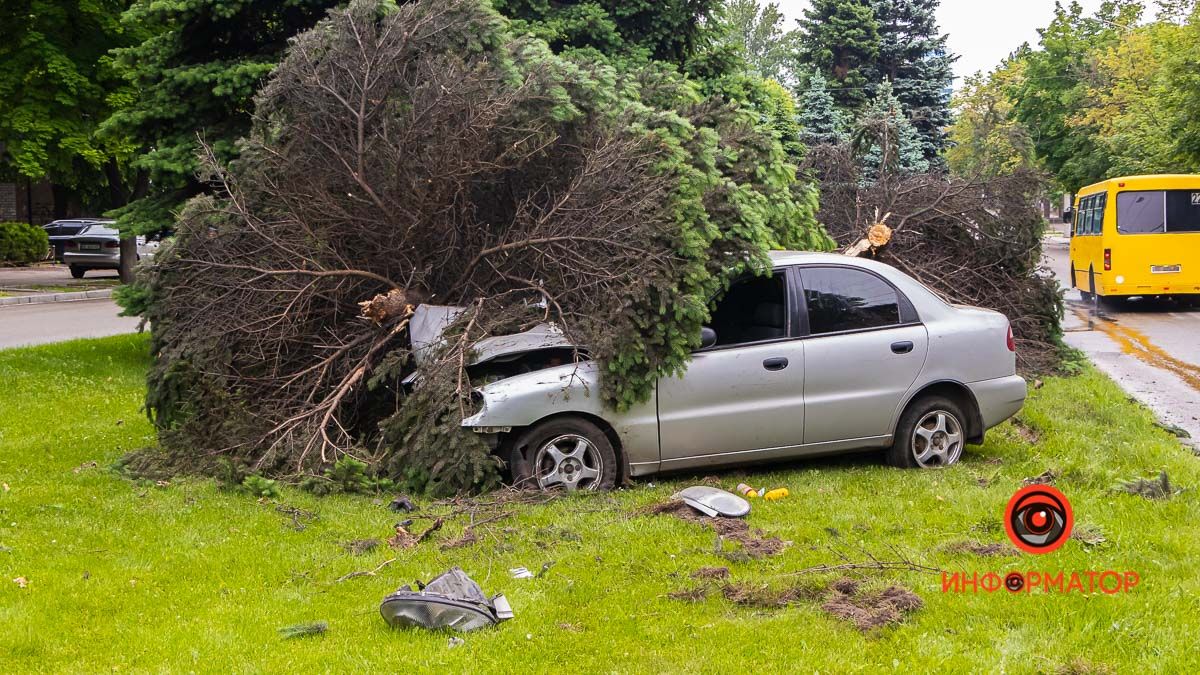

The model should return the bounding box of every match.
[699,327,718,349]
[1063,208,1074,236]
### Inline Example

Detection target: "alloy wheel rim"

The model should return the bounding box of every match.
[912,410,964,468]
[534,434,603,491]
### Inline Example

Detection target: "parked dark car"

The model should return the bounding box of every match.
[43,219,113,262]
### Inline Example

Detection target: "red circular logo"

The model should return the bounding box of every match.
[1004,485,1073,554]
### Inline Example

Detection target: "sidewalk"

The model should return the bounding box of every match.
[0,264,119,306]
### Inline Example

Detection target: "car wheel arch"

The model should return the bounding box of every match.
[894,381,984,444]
[503,411,628,484]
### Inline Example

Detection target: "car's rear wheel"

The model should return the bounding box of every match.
[509,417,617,492]
[69,265,86,279]
[887,396,967,469]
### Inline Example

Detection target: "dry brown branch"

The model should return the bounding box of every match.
[334,557,397,583]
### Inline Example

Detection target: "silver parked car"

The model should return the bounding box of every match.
[62,224,159,278]
[454,252,1027,491]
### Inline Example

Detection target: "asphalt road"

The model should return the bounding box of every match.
[1043,234,1200,444]
[0,299,142,350]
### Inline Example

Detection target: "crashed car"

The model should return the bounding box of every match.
[421,252,1027,491]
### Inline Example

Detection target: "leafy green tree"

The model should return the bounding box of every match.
[1164,4,1200,168]
[869,0,954,168]
[797,0,880,110]
[946,58,1037,177]
[0,0,144,214]
[797,71,848,146]
[719,0,800,85]
[1081,20,1190,175]
[1010,1,1142,191]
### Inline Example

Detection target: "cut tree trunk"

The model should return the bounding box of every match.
[119,237,138,284]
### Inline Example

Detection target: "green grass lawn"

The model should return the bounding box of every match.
[2,335,1198,672]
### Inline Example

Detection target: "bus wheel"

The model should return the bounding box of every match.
[1087,270,1106,314]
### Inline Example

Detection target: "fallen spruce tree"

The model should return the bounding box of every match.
[801,139,1065,373]
[124,0,833,494]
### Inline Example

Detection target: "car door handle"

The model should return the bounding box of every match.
[891,341,914,355]
[762,357,789,371]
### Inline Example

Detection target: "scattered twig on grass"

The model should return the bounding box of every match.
[279,621,328,639]
[780,544,941,577]
[335,558,397,583]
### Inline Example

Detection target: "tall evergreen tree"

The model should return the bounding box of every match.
[796,0,879,110]
[797,72,848,146]
[853,80,929,182]
[102,0,732,238]
[869,0,955,168]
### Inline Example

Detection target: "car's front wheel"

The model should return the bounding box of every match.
[887,396,967,469]
[509,417,617,491]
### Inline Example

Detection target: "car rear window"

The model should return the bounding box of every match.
[802,267,902,335]
[1117,190,1200,234]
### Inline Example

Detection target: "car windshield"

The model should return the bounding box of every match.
[1116,190,1200,234]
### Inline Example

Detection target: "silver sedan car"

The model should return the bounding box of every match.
[62,224,158,278]
[457,252,1027,491]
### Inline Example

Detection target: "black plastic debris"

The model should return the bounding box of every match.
[388,494,418,512]
[380,567,513,632]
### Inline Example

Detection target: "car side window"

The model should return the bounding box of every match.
[801,267,903,335]
[707,272,789,347]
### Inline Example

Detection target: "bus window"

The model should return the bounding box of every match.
[1165,191,1200,232]
[1092,193,1106,234]
[1117,192,1165,234]
[1076,196,1091,236]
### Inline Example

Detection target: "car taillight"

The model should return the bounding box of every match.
[65,241,78,249]
[1006,325,1015,352]
[103,241,119,249]
[1104,248,1112,271]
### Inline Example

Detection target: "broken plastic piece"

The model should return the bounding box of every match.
[509,567,534,579]
[672,486,751,518]
[388,494,417,512]
[380,567,513,632]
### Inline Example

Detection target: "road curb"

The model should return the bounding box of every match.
[0,288,114,307]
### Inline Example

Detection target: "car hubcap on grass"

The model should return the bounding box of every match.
[912,410,963,467]
[534,434,602,491]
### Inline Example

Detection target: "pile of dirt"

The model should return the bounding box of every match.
[1022,469,1058,486]
[690,566,730,580]
[1114,471,1176,500]
[667,574,925,631]
[820,578,923,632]
[644,500,789,559]
[721,582,822,608]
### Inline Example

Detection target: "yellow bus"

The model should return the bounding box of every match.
[1069,174,1200,301]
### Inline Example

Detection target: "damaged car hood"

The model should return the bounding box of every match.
[409,304,575,366]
